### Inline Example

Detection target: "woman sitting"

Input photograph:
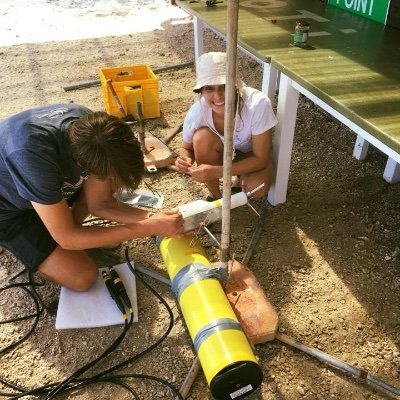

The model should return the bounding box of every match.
[175,51,277,200]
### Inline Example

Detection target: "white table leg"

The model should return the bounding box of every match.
[353,135,369,160]
[383,157,400,183]
[193,16,204,65]
[355,138,400,183]
[261,62,279,104]
[268,73,299,205]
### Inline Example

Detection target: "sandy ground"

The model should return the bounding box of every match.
[0,1,399,399]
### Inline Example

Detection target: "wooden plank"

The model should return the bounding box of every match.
[224,260,279,344]
[143,136,174,169]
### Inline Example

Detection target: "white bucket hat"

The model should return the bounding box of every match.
[193,52,244,93]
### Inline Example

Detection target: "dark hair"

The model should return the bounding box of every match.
[68,111,144,193]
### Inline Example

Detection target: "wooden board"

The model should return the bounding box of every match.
[224,260,279,344]
[143,136,174,169]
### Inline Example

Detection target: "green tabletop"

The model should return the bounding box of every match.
[176,0,400,154]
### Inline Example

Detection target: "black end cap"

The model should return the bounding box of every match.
[210,361,263,400]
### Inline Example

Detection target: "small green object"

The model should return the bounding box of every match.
[294,20,310,45]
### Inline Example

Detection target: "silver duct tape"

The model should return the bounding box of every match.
[171,262,222,300]
[193,318,243,353]
[155,235,164,248]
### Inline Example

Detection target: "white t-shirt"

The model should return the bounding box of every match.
[182,86,277,153]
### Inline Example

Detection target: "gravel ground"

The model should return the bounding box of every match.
[0,1,399,399]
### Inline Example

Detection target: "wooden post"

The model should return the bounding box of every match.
[220,0,239,267]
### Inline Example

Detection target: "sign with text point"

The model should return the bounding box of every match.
[328,0,390,24]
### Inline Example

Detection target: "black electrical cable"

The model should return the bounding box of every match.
[88,247,176,378]
[1,244,183,399]
[0,271,44,355]
[57,247,183,399]
[45,377,141,400]
[0,377,26,398]
[44,313,134,399]
[44,246,183,399]
[8,282,172,400]
[105,374,184,398]
[0,271,45,397]
[100,378,140,400]
[0,284,40,324]
[6,297,135,399]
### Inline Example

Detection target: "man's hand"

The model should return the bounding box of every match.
[188,164,221,183]
[174,155,193,173]
[149,210,184,237]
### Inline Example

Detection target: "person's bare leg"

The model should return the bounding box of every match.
[37,191,98,291]
[38,246,98,291]
[241,157,274,200]
[192,127,223,199]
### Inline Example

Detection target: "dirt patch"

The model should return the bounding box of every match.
[0,1,399,399]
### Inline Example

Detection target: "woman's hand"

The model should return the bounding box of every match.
[188,164,221,183]
[174,155,193,173]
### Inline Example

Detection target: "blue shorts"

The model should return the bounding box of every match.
[0,190,82,271]
[0,210,57,271]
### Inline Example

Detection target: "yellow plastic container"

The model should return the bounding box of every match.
[124,86,143,118]
[99,64,160,119]
[158,235,263,400]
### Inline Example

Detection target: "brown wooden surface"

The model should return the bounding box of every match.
[224,260,279,344]
[143,136,174,168]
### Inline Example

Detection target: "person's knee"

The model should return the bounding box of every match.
[193,128,222,162]
[193,127,219,148]
[250,185,268,199]
[243,173,271,199]
[38,250,99,292]
[71,266,98,292]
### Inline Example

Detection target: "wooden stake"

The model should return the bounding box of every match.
[220,0,239,266]
[63,61,193,91]
[175,356,201,400]
[106,79,126,117]
[220,4,279,346]
[164,123,183,144]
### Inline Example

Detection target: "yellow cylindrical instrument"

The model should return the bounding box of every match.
[158,235,263,400]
